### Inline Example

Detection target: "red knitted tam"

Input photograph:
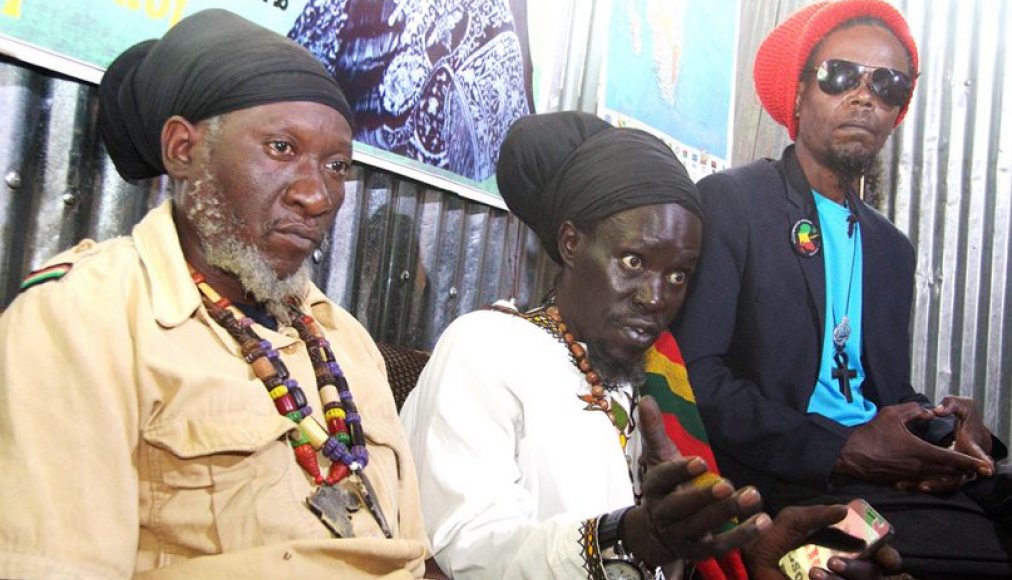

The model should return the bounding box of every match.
[753,0,919,140]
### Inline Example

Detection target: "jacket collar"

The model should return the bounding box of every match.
[132,200,339,338]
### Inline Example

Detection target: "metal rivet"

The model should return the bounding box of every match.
[448,287,458,299]
[399,270,410,281]
[4,171,21,189]
[312,248,323,263]
[62,193,77,206]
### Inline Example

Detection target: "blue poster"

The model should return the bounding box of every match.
[600,0,738,180]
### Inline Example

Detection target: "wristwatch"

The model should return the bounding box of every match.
[597,507,646,580]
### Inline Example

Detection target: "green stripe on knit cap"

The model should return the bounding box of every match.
[19,263,73,291]
[643,371,711,444]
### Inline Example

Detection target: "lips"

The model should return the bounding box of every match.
[272,222,323,250]
[837,115,877,135]
[618,319,662,349]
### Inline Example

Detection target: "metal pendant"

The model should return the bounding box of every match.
[832,315,851,349]
[352,468,394,539]
[307,482,362,538]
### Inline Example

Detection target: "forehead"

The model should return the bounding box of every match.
[811,24,910,72]
[593,203,701,247]
[220,101,353,143]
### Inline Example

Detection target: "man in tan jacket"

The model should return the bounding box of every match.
[0,9,429,578]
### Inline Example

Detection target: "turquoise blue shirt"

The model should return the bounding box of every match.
[807,191,877,425]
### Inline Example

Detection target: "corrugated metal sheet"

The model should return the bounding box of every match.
[3,0,1010,444]
[0,57,557,352]
[734,0,1012,444]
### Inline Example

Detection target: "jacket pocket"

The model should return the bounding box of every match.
[141,413,325,559]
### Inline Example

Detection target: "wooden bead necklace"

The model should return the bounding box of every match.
[491,302,634,449]
[190,267,368,485]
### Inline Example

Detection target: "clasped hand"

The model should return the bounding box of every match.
[836,399,994,493]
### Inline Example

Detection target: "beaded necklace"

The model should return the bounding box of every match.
[190,267,392,538]
[491,302,636,449]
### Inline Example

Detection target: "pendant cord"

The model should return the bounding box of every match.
[832,206,860,353]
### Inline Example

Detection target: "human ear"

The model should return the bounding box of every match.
[161,115,203,179]
[557,220,582,267]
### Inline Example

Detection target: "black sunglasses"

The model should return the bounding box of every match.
[809,58,915,108]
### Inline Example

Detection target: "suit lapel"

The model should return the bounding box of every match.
[780,147,826,339]
[852,199,886,345]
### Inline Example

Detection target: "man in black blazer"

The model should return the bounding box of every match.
[673,1,1012,576]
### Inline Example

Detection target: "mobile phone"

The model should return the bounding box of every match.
[777,499,894,580]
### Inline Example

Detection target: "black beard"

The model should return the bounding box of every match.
[828,153,883,206]
[826,144,875,182]
[586,338,647,387]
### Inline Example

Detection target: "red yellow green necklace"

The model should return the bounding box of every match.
[190,266,392,538]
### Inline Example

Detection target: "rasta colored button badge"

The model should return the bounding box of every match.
[791,219,821,257]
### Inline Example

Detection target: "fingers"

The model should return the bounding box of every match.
[810,558,881,580]
[912,441,989,475]
[955,439,994,476]
[637,395,682,466]
[652,482,764,539]
[933,395,973,418]
[678,512,774,561]
[883,401,935,423]
[775,504,848,539]
[871,544,903,572]
[813,545,901,580]
[640,456,708,496]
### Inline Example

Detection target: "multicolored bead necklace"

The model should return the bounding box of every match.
[190,267,368,485]
[491,302,635,449]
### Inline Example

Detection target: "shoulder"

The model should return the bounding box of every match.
[699,158,780,192]
[697,159,783,210]
[12,236,142,316]
[434,306,554,354]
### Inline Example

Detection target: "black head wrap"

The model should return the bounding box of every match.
[496,111,702,264]
[98,9,353,181]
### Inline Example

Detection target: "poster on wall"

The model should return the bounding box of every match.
[598,0,739,183]
[0,0,535,207]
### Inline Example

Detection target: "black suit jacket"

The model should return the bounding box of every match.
[672,146,936,499]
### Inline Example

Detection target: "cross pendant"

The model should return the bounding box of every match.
[832,351,856,403]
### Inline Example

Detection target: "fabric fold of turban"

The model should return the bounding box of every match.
[496,111,701,264]
[98,8,353,181]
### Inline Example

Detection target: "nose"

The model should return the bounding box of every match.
[847,74,877,107]
[284,160,342,217]
[633,275,666,313]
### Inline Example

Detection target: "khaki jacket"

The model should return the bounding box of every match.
[0,202,428,579]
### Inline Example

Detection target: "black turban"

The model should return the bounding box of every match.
[98,9,353,181]
[496,111,702,264]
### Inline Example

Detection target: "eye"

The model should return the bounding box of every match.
[620,253,643,271]
[267,140,294,156]
[326,159,351,178]
[666,270,688,285]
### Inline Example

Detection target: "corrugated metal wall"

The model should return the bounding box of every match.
[734,0,1012,444]
[2,0,1010,442]
[0,56,558,352]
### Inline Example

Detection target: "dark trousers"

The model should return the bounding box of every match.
[768,465,1012,579]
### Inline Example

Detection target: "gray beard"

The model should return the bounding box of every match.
[178,170,313,325]
[586,338,647,387]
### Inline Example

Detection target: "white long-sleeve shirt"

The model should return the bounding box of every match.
[401,307,641,579]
